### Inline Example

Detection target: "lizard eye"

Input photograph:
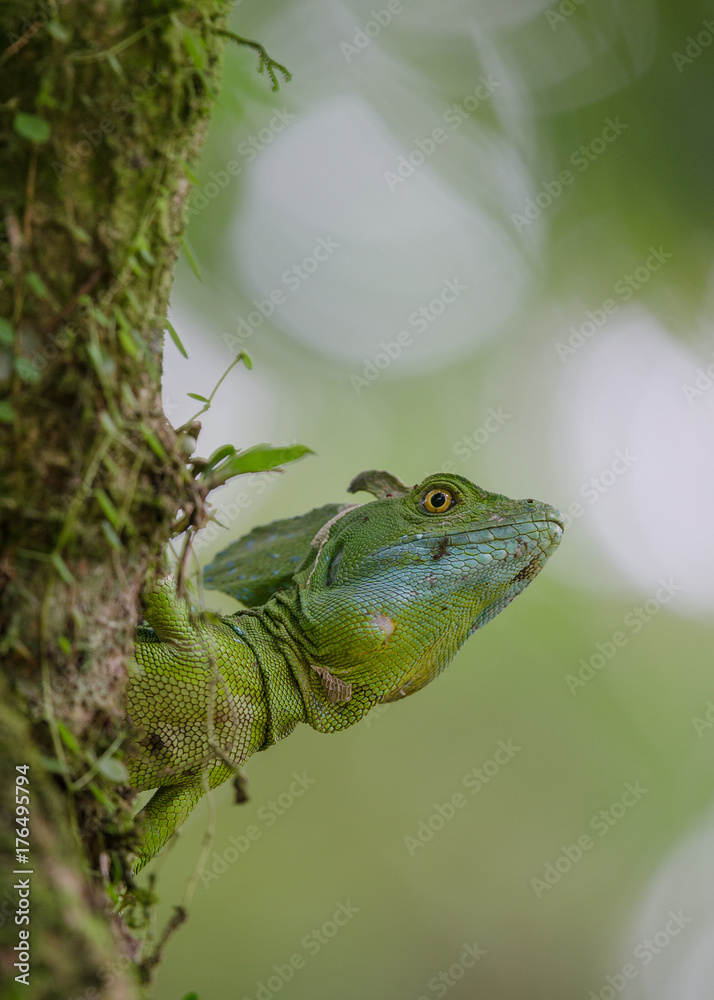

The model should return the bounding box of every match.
[421,487,456,514]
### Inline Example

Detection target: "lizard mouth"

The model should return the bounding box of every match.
[380,516,564,589]
[395,515,564,552]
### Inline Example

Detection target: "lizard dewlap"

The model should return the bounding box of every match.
[128,470,563,869]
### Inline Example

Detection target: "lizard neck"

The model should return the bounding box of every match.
[227,594,384,739]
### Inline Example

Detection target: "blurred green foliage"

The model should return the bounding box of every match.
[149,2,714,997]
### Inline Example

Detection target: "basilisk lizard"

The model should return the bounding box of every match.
[128,470,563,870]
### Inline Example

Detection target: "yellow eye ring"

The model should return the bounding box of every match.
[421,487,456,514]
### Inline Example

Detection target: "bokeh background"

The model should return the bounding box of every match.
[147,1,714,997]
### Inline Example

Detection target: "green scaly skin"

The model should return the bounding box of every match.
[128,472,563,871]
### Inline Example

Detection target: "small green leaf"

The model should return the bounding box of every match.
[121,382,138,410]
[136,239,156,266]
[183,994,200,1000]
[140,422,168,460]
[180,237,202,281]
[86,340,115,377]
[113,306,131,331]
[0,402,15,424]
[117,326,139,357]
[50,552,74,584]
[202,444,236,477]
[181,25,206,70]
[47,20,71,41]
[205,443,313,486]
[187,392,208,402]
[58,635,72,655]
[102,520,123,550]
[14,113,51,144]
[41,756,69,775]
[238,351,252,370]
[88,783,115,810]
[0,319,14,345]
[108,54,124,78]
[57,721,80,755]
[88,305,112,328]
[97,755,129,783]
[36,75,58,111]
[166,320,188,359]
[14,357,41,384]
[99,411,119,436]
[26,272,48,298]
[128,254,146,277]
[95,488,120,528]
[234,443,313,473]
[115,309,144,357]
[181,160,200,185]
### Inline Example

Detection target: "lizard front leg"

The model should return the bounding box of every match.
[128,580,266,870]
[133,763,233,873]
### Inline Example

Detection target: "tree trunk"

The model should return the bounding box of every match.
[0,4,234,996]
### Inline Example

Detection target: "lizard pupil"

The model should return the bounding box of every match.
[432,492,447,508]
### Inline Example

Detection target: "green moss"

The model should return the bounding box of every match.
[0,3,235,995]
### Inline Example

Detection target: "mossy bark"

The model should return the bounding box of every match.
[0,3,231,996]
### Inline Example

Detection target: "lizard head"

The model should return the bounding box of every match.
[292,472,563,703]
